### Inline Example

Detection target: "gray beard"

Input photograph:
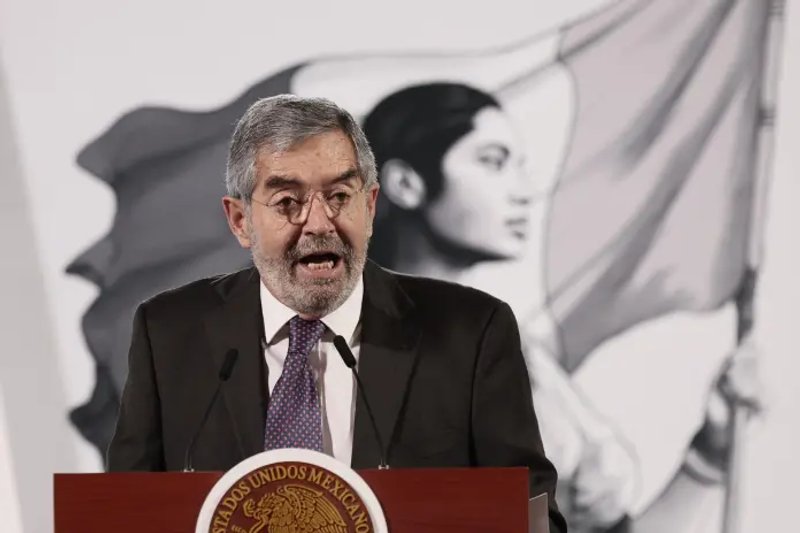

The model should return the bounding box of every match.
[251,232,367,318]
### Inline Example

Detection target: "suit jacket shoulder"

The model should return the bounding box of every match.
[375,265,512,332]
[139,267,256,322]
[393,269,504,307]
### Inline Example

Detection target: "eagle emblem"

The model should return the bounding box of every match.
[241,483,348,533]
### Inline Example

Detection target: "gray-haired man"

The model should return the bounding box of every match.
[108,95,567,533]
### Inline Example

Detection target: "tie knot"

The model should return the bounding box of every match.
[288,316,325,356]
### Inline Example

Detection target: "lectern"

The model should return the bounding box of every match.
[55,467,541,532]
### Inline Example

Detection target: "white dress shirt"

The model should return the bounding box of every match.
[259,278,362,466]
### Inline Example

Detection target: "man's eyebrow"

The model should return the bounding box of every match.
[330,168,360,185]
[261,168,359,191]
[262,175,302,190]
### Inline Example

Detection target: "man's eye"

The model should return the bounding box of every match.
[328,192,351,206]
[274,197,300,209]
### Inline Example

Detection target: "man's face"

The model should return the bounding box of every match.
[224,129,378,318]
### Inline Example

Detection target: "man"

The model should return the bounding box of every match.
[107,95,567,532]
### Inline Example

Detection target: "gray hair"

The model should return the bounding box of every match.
[225,94,377,201]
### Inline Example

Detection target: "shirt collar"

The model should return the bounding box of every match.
[260,276,364,344]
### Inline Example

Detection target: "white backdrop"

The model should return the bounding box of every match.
[1,1,799,532]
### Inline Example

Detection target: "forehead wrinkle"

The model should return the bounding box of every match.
[255,131,360,191]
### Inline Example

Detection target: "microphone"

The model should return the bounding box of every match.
[332,335,389,469]
[183,349,239,472]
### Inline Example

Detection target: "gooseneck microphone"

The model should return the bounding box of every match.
[183,348,239,472]
[332,335,389,469]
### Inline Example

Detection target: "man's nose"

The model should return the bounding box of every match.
[302,194,336,235]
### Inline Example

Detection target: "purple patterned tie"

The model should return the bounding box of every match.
[264,316,325,452]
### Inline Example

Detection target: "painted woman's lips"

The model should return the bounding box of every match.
[505,217,530,239]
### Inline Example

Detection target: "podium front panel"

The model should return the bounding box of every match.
[55,467,529,532]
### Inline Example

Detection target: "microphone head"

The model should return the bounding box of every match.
[219,349,239,381]
[333,335,357,368]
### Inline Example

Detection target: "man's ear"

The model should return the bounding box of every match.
[379,159,427,210]
[221,196,252,248]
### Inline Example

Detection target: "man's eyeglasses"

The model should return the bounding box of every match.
[249,185,366,225]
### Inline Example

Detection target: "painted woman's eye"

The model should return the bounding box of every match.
[477,145,510,171]
[478,154,505,170]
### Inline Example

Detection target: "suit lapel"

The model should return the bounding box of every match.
[199,262,420,468]
[351,262,421,469]
[203,267,267,461]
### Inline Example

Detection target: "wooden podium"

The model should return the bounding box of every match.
[54,467,534,532]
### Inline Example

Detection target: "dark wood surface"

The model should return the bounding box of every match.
[54,467,529,532]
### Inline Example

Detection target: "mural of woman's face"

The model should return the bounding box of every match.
[425,106,532,259]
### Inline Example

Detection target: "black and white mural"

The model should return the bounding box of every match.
[0,1,796,532]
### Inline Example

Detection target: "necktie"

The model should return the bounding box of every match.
[264,316,326,451]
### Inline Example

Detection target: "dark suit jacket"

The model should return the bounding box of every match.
[108,261,567,532]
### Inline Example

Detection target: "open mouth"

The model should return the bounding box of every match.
[296,252,342,272]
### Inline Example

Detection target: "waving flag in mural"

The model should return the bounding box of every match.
[543,0,771,372]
